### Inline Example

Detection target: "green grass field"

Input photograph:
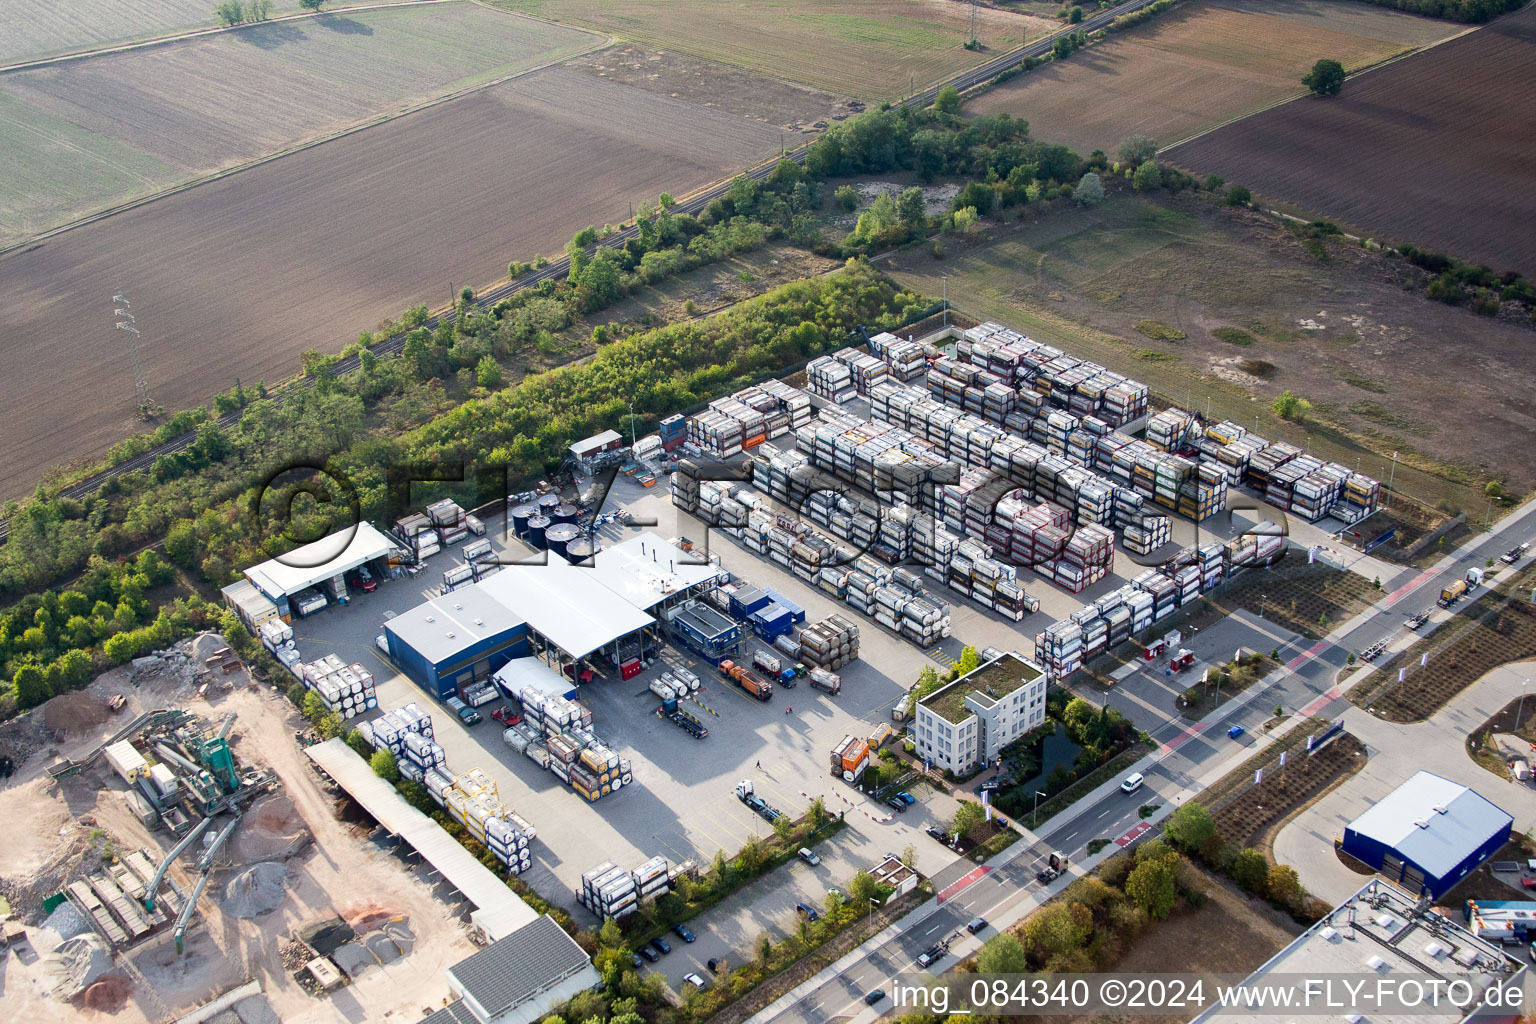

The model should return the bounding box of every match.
[885,194,1512,513]
[495,0,1055,99]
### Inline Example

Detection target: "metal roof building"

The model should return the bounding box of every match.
[582,533,725,612]
[568,429,625,462]
[1193,880,1524,1024]
[439,915,599,1024]
[383,588,532,701]
[1341,771,1513,899]
[304,738,536,941]
[477,558,654,661]
[243,522,397,617]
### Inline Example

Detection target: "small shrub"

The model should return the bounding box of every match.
[1212,327,1253,346]
[1135,319,1185,341]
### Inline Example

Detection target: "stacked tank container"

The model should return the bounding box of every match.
[299,654,378,719]
[799,615,860,671]
[806,355,856,403]
[580,862,638,920]
[396,513,441,559]
[428,499,469,546]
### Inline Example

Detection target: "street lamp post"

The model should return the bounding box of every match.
[1518,678,1530,734]
[941,276,948,329]
[868,897,879,933]
[626,399,637,449]
[1032,789,1046,829]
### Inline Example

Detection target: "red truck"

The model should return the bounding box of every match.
[718,659,773,702]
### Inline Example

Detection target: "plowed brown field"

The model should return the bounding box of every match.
[968,0,1456,156]
[0,66,782,498]
[1167,3,1536,274]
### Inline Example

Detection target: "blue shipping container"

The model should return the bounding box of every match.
[728,585,772,620]
[762,589,806,625]
[751,604,794,641]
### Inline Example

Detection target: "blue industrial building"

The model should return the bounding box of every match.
[384,587,531,701]
[385,533,725,701]
[1340,771,1512,899]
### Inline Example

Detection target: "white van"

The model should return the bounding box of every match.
[1120,772,1145,795]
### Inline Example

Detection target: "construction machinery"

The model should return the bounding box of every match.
[172,812,241,954]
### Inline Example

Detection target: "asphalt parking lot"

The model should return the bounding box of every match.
[287,476,980,929]
[281,465,1351,985]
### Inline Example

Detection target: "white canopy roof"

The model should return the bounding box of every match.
[585,532,724,611]
[245,522,396,600]
[477,557,652,659]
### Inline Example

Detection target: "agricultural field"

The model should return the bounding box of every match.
[570,44,854,131]
[884,190,1536,513]
[0,2,602,242]
[1167,2,1536,276]
[495,0,1056,99]
[0,0,423,64]
[0,66,785,500]
[969,0,1459,156]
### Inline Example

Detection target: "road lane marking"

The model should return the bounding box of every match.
[936,865,990,903]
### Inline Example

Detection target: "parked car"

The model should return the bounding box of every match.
[798,847,820,866]
[865,990,886,1006]
[967,917,988,935]
[637,946,659,963]
[651,937,671,955]
[629,952,644,969]
[445,696,481,725]
[896,791,916,805]
[682,973,706,991]
[795,902,820,921]
[885,796,908,813]
[925,825,948,843]
[1120,772,1145,795]
[826,887,843,899]
[706,958,724,973]
[673,924,696,943]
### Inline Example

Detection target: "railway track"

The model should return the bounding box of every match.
[0,0,1157,541]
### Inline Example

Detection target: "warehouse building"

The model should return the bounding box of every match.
[1191,879,1523,1024]
[568,429,626,464]
[242,522,397,621]
[913,653,1047,775]
[383,587,532,701]
[1340,771,1512,899]
[386,533,722,697]
[306,741,599,1024]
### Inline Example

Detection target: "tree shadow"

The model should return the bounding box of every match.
[234,21,310,51]
[316,14,375,36]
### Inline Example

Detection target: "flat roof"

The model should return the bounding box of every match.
[921,654,1044,725]
[305,738,537,940]
[1193,880,1523,1024]
[478,558,654,660]
[587,532,725,611]
[1348,771,1512,878]
[245,522,395,600]
[384,587,525,666]
[494,658,576,702]
[569,429,623,458]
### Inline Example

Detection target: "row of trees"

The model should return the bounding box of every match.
[1164,801,1318,921]
[1348,0,1521,21]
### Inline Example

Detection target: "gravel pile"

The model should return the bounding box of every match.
[44,900,90,941]
[330,940,375,979]
[222,862,288,918]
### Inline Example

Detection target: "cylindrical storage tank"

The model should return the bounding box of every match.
[565,537,598,564]
[537,493,562,516]
[510,503,537,537]
[552,503,580,525]
[546,524,579,561]
[526,515,551,548]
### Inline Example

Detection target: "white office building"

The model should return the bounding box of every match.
[913,653,1047,775]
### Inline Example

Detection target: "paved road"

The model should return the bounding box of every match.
[749,494,1536,1024]
[0,0,1165,539]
